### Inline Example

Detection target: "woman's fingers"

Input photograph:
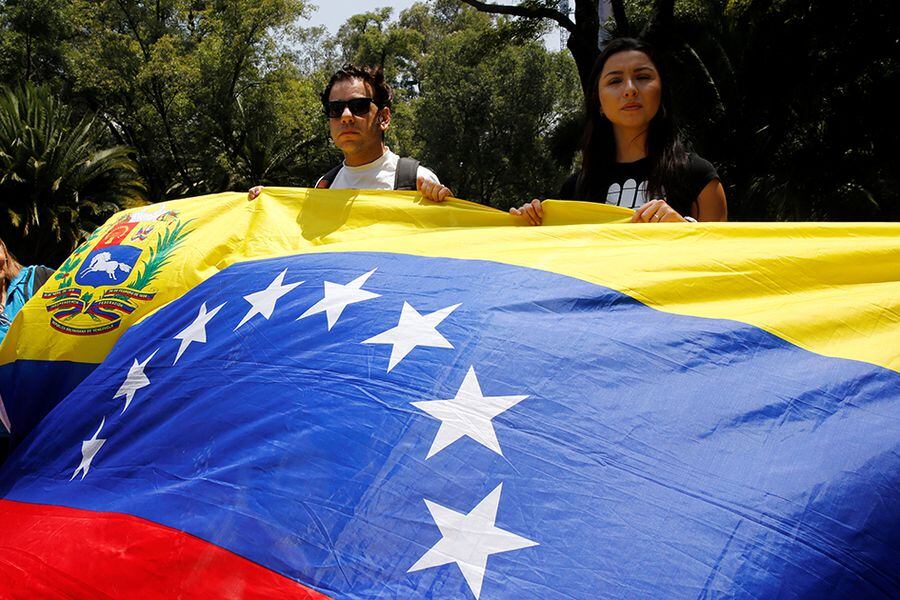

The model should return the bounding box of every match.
[524,199,542,226]
[522,199,542,225]
[645,200,685,223]
[658,203,685,222]
[511,199,542,225]
[521,204,536,225]
[632,199,684,223]
[631,199,661,222]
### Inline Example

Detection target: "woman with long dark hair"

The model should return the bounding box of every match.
[512,37,727,224]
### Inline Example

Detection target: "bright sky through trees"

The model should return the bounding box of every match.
[310,1,420,33]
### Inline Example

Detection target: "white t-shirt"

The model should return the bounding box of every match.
[319,149,440,190]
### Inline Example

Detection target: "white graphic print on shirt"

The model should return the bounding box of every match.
[606,179,649,209]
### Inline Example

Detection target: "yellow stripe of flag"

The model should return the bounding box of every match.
[2,189,898,372]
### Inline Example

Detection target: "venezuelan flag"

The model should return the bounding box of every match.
[0,189,898,598]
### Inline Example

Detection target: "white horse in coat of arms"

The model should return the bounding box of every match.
[79,251,133,280]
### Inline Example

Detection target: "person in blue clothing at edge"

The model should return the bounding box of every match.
[0,237,54,343]
[248,64,452,202]
[511,37,728,224]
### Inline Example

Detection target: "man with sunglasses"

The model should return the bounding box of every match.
[248,64,450,202]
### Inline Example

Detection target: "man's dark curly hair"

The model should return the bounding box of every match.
[320,64,393,114]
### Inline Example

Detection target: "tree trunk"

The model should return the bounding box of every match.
[569,0,601,94]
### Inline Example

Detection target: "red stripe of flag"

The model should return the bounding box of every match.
[0,499,329,599]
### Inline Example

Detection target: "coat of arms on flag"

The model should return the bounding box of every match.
[41,206,190,336]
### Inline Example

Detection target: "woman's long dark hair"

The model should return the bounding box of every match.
[577,38,691,213]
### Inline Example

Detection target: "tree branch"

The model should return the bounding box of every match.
[459,0,576,32]
[114,0,151,60]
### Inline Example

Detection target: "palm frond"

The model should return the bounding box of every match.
[0,82,148,263]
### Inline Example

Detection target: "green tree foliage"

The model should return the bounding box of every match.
[0,82,144,265]
[0,0,76,84]
[13,0,337,200]
[337,9,411,74]
[414,10,580,207]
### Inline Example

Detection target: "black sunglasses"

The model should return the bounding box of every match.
[325,98,376,118]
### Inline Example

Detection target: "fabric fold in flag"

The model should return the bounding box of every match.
[0,188,898,598]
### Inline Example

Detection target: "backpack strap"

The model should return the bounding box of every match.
[393,157,420,191]
[315,163,343,189]
[29,266,54,296]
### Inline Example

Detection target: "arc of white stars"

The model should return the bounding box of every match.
[70,417,107,481]
[235,269,303,331]
[411,366,528,459]
[114,349,158,413]
[174,301,226,364]
[362,302,461,372]
[297,268,380,330]
[408,483,538,599]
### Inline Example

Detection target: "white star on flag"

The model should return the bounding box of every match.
[362,302,461,371]
[70,417,108,481]
[114,349,158,413]
[174,301,226,364]
[297,268,380,330]
[411,366,528,459]
[408,483,538,599]
[234,269,303,331]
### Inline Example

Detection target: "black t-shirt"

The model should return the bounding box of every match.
[559,153,719,214]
